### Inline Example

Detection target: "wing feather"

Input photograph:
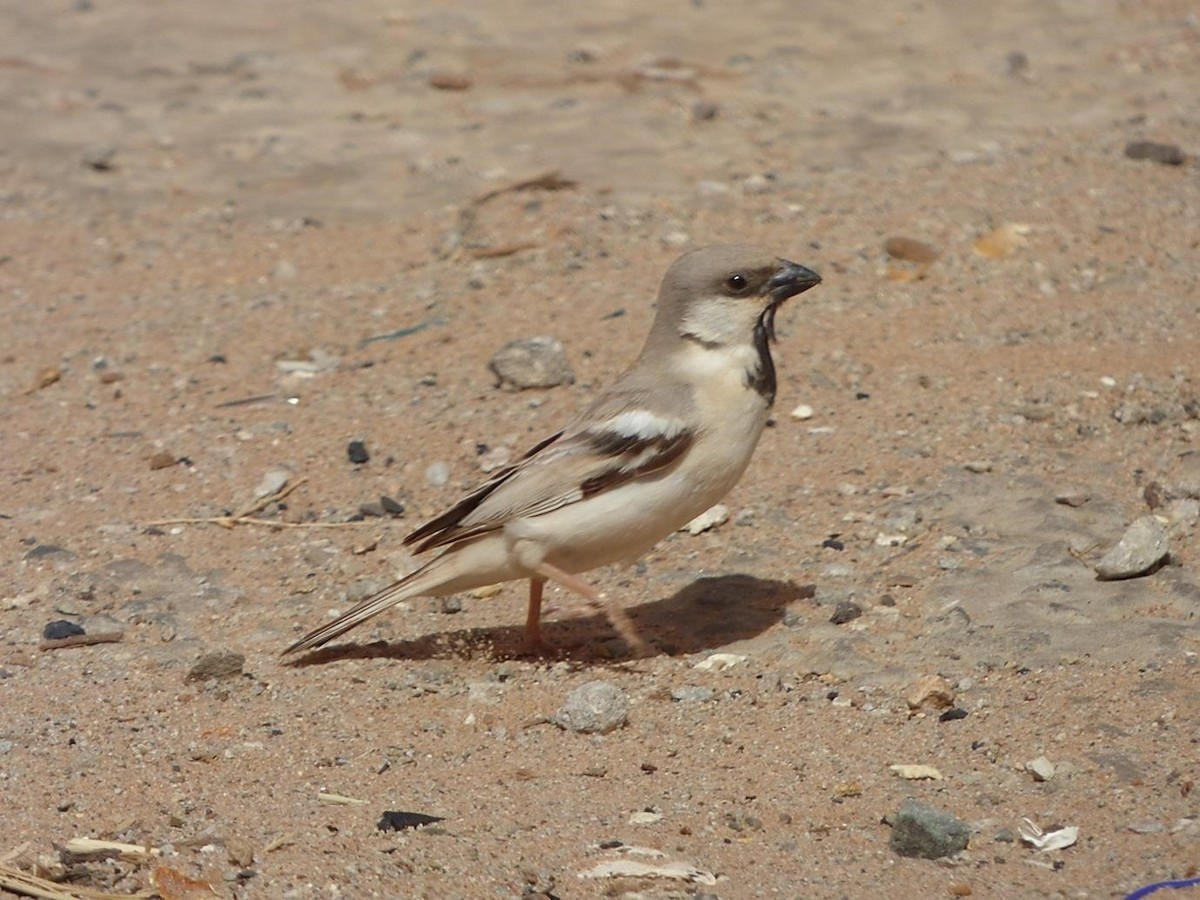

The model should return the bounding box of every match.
[403,409,693,554]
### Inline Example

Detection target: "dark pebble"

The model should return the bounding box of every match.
[598,839,624,850]
[821,537,844,551]
[1124,140,1186,166]
[377,811,445,832]
[939,707,969,722]
[379,495,405,515]
[830,601,863,625]
[440,597,463,614]
[347,440,370,465]
[358,502,386,518]
[43,620,86,640]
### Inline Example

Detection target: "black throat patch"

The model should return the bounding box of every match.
[747,316,777,404]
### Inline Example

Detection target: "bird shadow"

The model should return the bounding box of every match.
[285,573,811,667]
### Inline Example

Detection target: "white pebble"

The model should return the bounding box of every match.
[790,403,815,421]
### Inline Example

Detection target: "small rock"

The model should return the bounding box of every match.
[358,502,386,518]
[425,462,450,487]
[670,686,716,703]
[148,451,177,471]
[889,764,944,781]
[692,653,746,671]
[790,403,815,421]
[889,799,970,859]
[347,441,370,465]
[82,144,117,171]
[742,173,773,195]
[1095,515,1170,580]
[488,336,575,390]
[379,495,405,515]
[1127,821,1166,835]
[829,601,863,625]
[439,596,463,615]
[906,674,956,710]
[1055,490,1091,507]
[681,504,728,535]
[628,810,663,825]
[377,811,445,831]
[252,468,289,501]
[884,236,939,265]
[1124,140,1186,166]
[963,460,993,474]
[0,740,13,755]
[972,223,1030,259]
[42,620,85,640]
[690,100,719,122]
[939,708,969,722]
[555,681,629,734]
[428,71,472,91]
[186,651,246,683]
[1026,756,1056,781]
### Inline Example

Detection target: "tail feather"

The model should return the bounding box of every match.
[283,558,445,655]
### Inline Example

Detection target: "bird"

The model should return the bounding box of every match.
[284,244,821,658]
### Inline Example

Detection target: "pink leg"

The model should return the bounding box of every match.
[531,561,650,657]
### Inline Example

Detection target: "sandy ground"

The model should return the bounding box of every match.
[2,1,1199,897]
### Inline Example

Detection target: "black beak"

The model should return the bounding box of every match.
[766,259,822,304]
[759,259,821,343]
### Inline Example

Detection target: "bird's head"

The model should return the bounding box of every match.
[654,243,822,348]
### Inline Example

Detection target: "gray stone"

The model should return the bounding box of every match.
[555,681,629,734]
[488,336,575,390]
[1095,516,1169,580]
[889,799,971,859]
[670,686,717,703]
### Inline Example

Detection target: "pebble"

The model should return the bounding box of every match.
[439,597,463,615]
[1095,515,1170,580]
[488,336,575,390]
[790,403,815,421]
[82,144,117,171]
[670,686,716,703]
[691,100,719,122]
[681,504,728,535]
[185,651,246,683]
[889,764,944,781]
[347,440,370,465]
[379,495,405,515]
[1127,821,1166,834]
[1026,756,1056,781]
[1124,140,1186,166]
[890,800,970,859]
[829,601,863,625]
[425,462,450,487]
[906,674,956,710]
[555,681,629,734]
[42,620,86,640]
[428,71,472,91]
[883,236,939,265]
[252,468,290,501]
[148,451,177,471]
[377,811,445,831]
[358,502,386,518]
[963,460,993,474]
[1055,490,1091,507]
[0,740,13,754]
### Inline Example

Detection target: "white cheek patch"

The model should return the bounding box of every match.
[680,296,749,345]
[604,409,683,441]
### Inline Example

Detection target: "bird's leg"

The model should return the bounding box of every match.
[531,561,650,657]
[522,577,550,655]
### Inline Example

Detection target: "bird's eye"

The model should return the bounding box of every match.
[726,273,748,292]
